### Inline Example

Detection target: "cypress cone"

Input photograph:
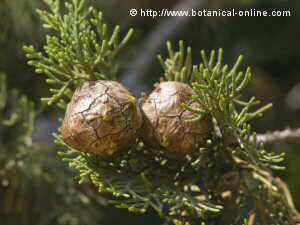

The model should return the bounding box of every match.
[61,81,142,156]
[142,81,212,155]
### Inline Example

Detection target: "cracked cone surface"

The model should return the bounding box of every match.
[61,81,142,156]
[142,81,212,155]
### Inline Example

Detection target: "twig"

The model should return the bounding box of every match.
[233,156,300,224]
[273,177,300,223]
[255,127,300,144]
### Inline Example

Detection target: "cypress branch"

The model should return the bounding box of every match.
[23,1,300,224]
[23,0,133,107]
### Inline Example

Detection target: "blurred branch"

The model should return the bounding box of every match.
[256,127,300,144]
[273,177,300,224]
[233,156,300,224]
[121,0,207,95]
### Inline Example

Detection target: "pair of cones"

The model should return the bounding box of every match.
[61,80,212,156]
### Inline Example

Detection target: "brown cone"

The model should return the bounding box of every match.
[142,81,212,155]
[61,81,142,156]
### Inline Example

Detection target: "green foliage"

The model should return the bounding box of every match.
[157,41,192,83]
[0,73,34,156]
[55,136,225,224]
[23,1,300,225]
[23,0,133,108]
[55,45,299,224]
[159,43,299,224]
[0,72,113,225]
[160,42,284,170]
[0,72,35,223]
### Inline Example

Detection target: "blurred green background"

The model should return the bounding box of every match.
[0,0,299,225]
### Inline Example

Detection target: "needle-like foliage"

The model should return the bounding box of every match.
[23,1,300,225]
[23,0,133,108]
[159,42,299,225]
[0,73,111,225]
